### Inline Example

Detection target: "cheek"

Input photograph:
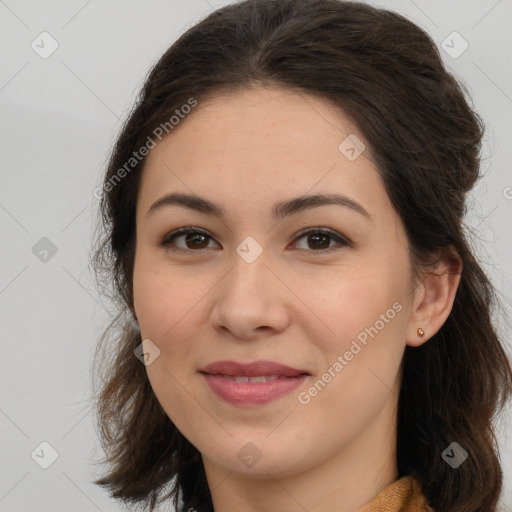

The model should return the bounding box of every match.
[132,260,208,439]
[298,270,407,434]
[310,261,409,356]
[132,256,220,374]
[133,253,196,339]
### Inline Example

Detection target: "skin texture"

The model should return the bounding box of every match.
[132,87,461,512]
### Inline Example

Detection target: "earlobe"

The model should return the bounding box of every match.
[406,252,462,347]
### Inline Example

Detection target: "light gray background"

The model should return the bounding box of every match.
[1,0,511,510]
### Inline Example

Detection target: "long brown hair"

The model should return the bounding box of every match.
[90,1,512,511]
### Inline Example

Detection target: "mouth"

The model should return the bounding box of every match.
[199,360,311,406]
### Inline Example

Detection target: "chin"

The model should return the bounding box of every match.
[201,436,310,478]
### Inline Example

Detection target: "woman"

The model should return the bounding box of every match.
[91,1,512,511]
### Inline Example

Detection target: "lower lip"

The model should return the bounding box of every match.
[201,373,308,406]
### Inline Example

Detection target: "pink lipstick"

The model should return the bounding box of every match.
[199,360,310,406]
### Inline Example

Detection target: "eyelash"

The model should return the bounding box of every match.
[158,226,351,255]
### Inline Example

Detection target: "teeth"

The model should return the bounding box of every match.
[225,375,280,383]
[249,376,268,383]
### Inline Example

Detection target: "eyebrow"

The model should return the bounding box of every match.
[146,192,373,223]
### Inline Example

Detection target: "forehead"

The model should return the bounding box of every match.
[137,87,391,225]
[155,87,367,159]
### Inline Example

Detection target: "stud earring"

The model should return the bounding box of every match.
[417,328,425,337]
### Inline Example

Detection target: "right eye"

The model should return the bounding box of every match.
[159,227,220,254]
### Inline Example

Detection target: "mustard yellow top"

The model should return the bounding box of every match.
[358,476,434,512]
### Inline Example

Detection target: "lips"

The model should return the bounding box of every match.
[199,360,311,406]
[199,360,310,378]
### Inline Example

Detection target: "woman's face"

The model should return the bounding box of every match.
[133,87,418,479]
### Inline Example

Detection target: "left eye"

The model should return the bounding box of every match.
[293,228,350,251]
[159,227,350,253]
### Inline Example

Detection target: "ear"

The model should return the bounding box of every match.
[406,249,462,347]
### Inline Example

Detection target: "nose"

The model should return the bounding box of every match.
[209,247,290,340]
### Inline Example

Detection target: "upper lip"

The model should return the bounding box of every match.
[199,360,310,377]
